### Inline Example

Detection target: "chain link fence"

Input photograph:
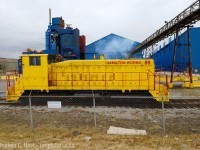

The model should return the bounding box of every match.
[0,94,200,135]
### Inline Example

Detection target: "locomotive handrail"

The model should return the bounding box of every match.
[6,74,20,95]
[48,71,160,91]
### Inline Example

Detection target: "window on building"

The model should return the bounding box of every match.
[29,56,41,66]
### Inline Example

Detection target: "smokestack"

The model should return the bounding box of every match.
[49,8,51,25]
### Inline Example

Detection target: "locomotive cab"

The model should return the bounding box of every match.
[6,54,50,101]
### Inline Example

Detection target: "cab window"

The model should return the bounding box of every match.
[29,56,41,66]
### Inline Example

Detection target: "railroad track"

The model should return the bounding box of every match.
[165,99,200,108]
[0,98,200,108]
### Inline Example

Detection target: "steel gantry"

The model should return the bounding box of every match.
[129,0,200,57]
[129,0,200,88]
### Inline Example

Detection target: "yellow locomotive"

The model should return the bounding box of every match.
[6,54,169,102]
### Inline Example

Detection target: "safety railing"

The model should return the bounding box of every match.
[6,73,21,93]
[48,71,166,92]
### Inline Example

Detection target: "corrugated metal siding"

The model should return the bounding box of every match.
[85,33,140,59]
[190,28,200,73]
[153,27,200,73]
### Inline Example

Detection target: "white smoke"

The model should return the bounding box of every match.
[95,35,139,59]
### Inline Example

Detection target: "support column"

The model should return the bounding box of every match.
[152,45,154,59]
[145,48,148,58]
[187,26,193,88]
[169,29,179,88]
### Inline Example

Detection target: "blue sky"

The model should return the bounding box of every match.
[0,0,199,58]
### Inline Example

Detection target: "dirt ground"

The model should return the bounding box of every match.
[0,124,200,150]
[0,106,200,149]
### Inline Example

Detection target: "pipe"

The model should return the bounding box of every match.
[49,8,51,25]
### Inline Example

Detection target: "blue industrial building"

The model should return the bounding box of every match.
[153,27,200,73]
[23,17,82,60]
[44,17,80,59]
[20,16,85,73]
[85,33,141,59]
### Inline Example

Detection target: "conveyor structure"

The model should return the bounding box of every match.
[129,0,200,57]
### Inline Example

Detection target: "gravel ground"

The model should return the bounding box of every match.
[0,105,200,135]
[169,88,200,98]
